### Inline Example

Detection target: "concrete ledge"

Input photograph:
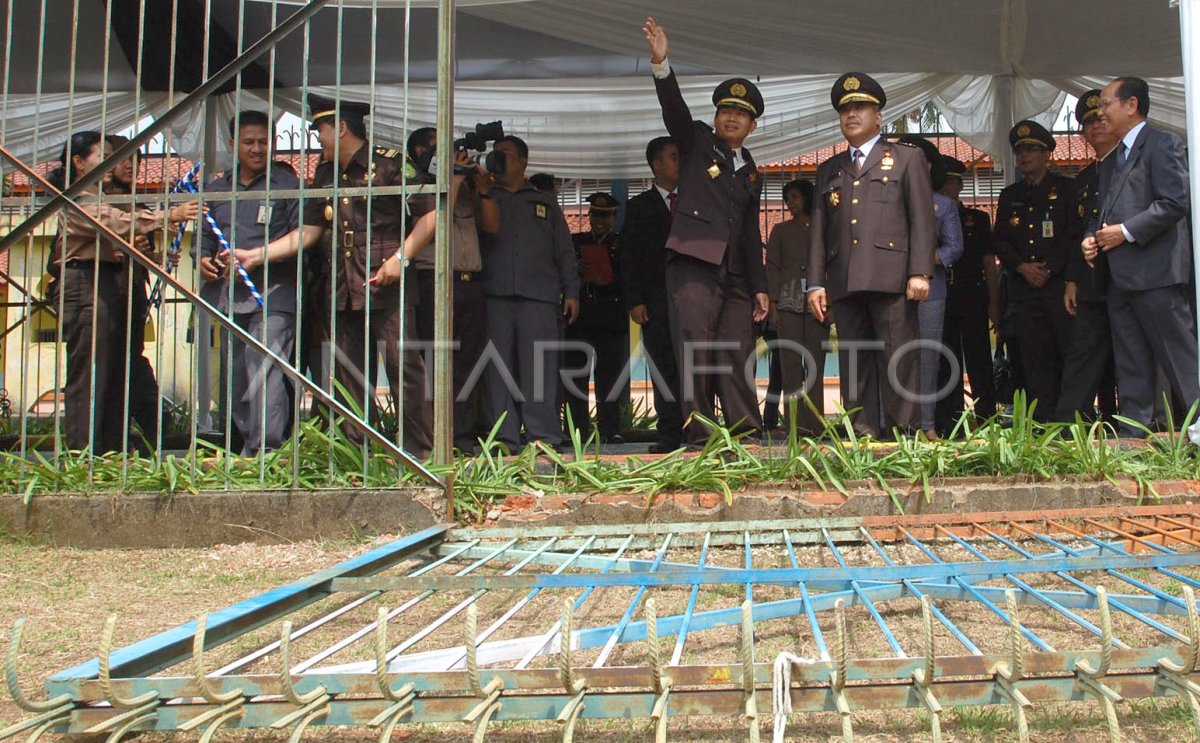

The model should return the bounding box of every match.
[0,487,445,548]
[2,478,1197,548]
[483,477,1200,526]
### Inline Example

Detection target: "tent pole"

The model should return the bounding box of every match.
[1177,0,1200,391]
[995,75,1017,186]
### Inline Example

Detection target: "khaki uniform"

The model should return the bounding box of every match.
[303,143,432,458]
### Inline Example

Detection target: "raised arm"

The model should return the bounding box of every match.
[644,17,696,153]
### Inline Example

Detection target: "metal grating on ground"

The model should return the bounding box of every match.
[7,506,1200,742]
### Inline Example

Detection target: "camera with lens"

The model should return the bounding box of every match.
[453,121,507,176]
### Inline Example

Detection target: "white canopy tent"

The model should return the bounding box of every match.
[0,0,1193,177]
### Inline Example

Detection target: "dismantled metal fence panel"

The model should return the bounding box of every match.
[7,506,1200,740]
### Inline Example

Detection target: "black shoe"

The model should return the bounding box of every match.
[601,434,627,445]
[649,441,682,454]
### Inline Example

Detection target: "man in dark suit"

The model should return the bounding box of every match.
[807,72,936,436]
[643,18,769,444]
[1056,91,1118,423]
[622,136,684,452]
[1085,76,1199,436]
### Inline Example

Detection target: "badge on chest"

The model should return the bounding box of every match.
[534,203,548,220]
[256,205,273,225]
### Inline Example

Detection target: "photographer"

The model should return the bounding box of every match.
[394,126,500,452]
[481,135,579,451]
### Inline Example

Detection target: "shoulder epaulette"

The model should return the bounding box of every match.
[896,140,917,148]
[374,146,400,159]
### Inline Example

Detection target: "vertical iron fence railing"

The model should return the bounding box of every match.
[0,1,457,496]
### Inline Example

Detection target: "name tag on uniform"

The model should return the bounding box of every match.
[1042,220,1054,238]
[256,205,273,225]
[534,203,548,220]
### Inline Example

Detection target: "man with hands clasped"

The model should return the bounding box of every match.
[1083,77,1199,437]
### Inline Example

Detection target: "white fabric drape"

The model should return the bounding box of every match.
[1,75,1184,180]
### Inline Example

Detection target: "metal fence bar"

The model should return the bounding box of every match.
[822,526,906,656]
[0,0,337,255]
[783,529,829,662]
[668,531,710,667]
[49,523,448,682]
[379,537,559,666]
[213,537,482,677]
[980,524,1186,642]
[934,525,1126,648]
[899,525,1055,651]
[1016,521,1196,608]
[514,534,635,670]
[440,535,599,672]
[858,526,981,655]
[593,533,675,668]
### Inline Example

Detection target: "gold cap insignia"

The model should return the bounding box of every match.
[844,76,860,92]
[1017,124,1031,138]
[324,204,333,222]
[731,82,747,98]
[1087,95,1099,109]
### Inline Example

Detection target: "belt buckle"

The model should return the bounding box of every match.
[343,230,354,249]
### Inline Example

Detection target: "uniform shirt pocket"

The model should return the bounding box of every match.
[869,175,900,203]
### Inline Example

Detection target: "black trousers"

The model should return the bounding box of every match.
[125,265,161,444]
[635,296,683,447]
[665,255,761,443]
[1007,277,1073,420]
[776,309,830,434]
[1053,298,1117,422]
[415,269,489,450]
[62,262,130,453]
[563,315,630,440]
[937,284,996,431]
[829,291,920,434]
[332,301,432,460]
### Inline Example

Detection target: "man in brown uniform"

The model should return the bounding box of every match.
[807,73,936,437]
[248,95,432,458]
[643,17,770,444]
